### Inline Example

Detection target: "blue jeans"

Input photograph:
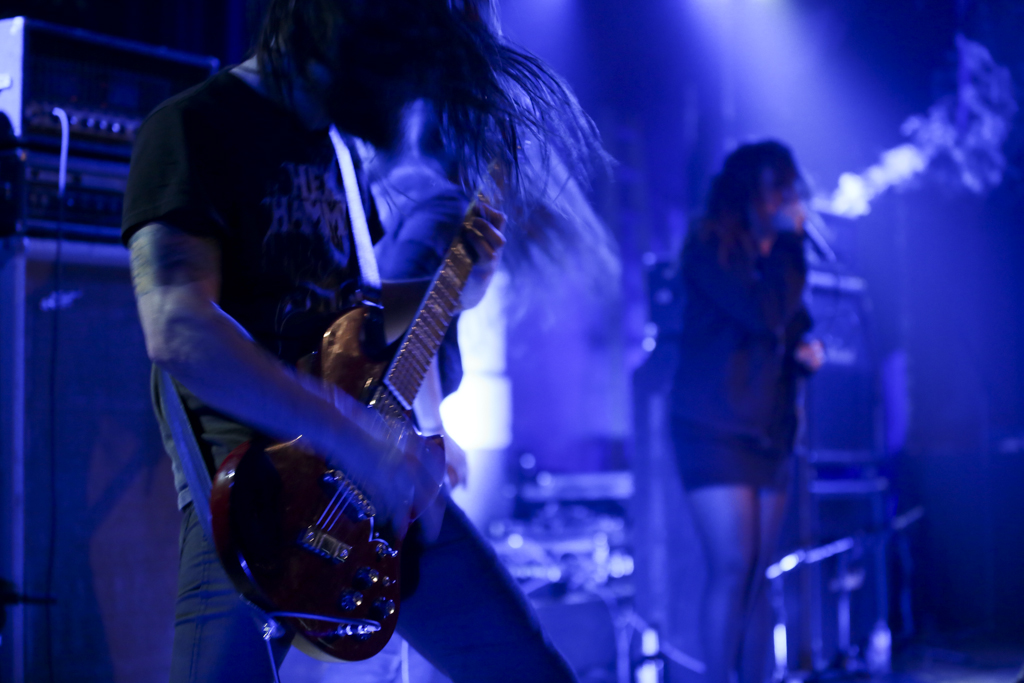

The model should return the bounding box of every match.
[170,496,577,682]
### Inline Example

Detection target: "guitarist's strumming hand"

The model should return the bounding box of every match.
[365,431,445,543]
[460,200,506,311]
[322,387,445,542]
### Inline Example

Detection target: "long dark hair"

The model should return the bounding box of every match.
[697,141,802,261]
[253,0,606,198]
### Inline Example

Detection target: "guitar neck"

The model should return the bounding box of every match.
[381,237,475,411]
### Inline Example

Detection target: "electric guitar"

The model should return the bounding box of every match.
[208,225,476,661]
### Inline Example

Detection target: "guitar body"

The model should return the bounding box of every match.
[210,306,445,661]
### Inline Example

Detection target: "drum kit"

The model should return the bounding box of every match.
[488,470,703,683]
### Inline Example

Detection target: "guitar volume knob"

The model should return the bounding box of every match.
[352,567,380,590]
[339,590,364,611]
[369,597,396,621]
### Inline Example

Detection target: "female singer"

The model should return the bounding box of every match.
[671,141,824,683]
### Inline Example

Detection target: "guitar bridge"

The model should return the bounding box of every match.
[299,526,352,563]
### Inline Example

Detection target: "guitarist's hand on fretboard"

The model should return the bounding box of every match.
[460,200,506,311]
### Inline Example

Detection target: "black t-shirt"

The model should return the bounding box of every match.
[122,70,383,508]
[123,70,383,363]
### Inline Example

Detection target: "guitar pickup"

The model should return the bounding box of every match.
[300,526,351,563]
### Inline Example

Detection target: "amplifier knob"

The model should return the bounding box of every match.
[352,567,379,590]
[339,590,363,612]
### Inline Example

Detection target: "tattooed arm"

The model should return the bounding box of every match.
[129,221,420,522]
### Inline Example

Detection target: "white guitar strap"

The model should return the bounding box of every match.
[159,370,215,543]
[329,125,382,301]
[160,371,288,668]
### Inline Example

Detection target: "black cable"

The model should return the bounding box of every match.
[45,203,62,683]
[45,108,69,683]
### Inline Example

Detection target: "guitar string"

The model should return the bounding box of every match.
[317,394,402,532]
[321,486,357,532]
[385,259,471,401]
[317,489,348,530]
[315,485,345,528]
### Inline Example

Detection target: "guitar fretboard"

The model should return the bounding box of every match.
[381,240,474,410]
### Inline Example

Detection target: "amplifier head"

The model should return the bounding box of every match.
[0,17,217,158]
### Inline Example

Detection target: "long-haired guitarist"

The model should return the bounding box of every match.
[122,0,603,681]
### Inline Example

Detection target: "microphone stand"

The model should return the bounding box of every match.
[804,210,838,263]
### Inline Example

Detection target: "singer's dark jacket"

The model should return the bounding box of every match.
[670,230,812,455]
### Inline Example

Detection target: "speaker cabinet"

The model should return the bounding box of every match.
[0,237,179,683]
[804,271,878,458]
